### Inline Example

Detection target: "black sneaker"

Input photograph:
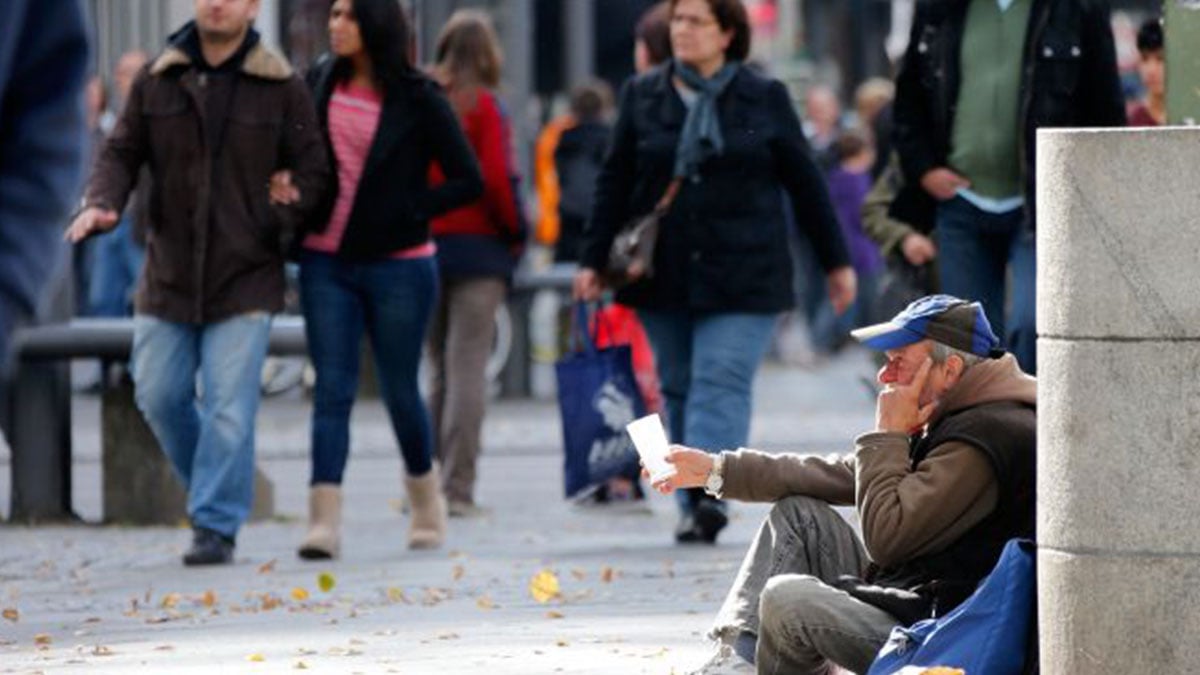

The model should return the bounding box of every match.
[183,527,235,566]
[675,512,703,543]
[692,499,729,544]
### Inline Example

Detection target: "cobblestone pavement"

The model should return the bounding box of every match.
[0,349,877,674]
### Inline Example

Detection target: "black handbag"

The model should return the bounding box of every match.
[604,178,682,288]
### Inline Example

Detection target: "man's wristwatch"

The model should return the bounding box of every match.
[704,452,726,497]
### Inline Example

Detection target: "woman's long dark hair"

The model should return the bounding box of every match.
[332,0,415,89]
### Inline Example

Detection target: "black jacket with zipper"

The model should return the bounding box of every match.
[890,0,1125,230]
[305,58,482,260]
[580,62,849,314]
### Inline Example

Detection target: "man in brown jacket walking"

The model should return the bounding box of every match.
[66,0,329,565]
[655,295,1036,674]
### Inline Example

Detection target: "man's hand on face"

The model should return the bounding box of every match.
[643,445,714,494]
[875,356,938,434]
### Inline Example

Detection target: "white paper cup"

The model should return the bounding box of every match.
[626,413,676,483]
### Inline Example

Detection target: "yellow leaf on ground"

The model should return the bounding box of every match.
[91,645,114,656]
[262,594,282,611]
[201,590,217,607]
[258,559,277,574]
[317,572,335,593]
[291,587,310,601]
[246,653,265,662]
[600,566,616,583]
[476,595,496,610]
[545,610,565,619]
[33,633,52,645]
[386,587,409,604]
[529,569,561,604]
[556,639,569,647]
[1,608,17,622]
[160,593,181,609]
[294,661,309,670]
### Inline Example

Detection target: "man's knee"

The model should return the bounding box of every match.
[760,574,826,634]
[133,367,192,422]
[769,495,841,530]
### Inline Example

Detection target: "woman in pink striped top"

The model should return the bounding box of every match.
[287,0,482,560]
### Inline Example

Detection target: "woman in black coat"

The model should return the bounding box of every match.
[574,0,854,544]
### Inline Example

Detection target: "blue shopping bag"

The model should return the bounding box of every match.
[867,539,1037,675]
[555,302,646,498]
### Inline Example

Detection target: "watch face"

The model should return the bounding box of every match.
[705,473,722,493]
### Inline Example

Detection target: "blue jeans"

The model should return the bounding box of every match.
[637,310,778,515]
[299,251,437,485]
[87,214,144,317]
[936,197,1036,373]
[131,312,272,539]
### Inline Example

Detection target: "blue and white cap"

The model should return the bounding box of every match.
[851,295,1003,358]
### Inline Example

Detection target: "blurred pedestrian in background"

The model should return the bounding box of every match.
[552,81,613,264]
[426,9,525,518]
[288,0,481,559]
[892,0,1125,375]
[87,51,150,322]
[1128,17,1163,127]
[853,77,895,179]
[575,0,854,545]
[811,129,882,346]
[68,0,330,566]
[0,0,89,375]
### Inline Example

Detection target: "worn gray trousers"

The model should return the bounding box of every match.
[427,277,507,504]
[710,496,900,674]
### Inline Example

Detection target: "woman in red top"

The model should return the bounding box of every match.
[427,10,525,517]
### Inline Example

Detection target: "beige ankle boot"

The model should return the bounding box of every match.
[404,467,447,550]
[298,484,342,559]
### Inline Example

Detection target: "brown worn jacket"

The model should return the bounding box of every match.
[85,28,329,324]
[721,354,1036,567]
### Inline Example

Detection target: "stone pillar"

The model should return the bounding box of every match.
[1037,127,1200,673]
[102,378,274,525]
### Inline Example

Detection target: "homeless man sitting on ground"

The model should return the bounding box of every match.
[653,294,1036,674]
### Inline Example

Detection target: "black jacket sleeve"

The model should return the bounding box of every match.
[1077,0,1126,128]
[891,4,941,187]
[767,80,850,273]
[580,78,639,272]
[419,85,483,219]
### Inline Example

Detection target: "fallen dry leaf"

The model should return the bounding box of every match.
[545,611,565,619]
[294,661,309,670]
[386,587,409,604]
[91,645,114,656]
[201,590,217,607]
[2,608,17,622]
[570,569,587,581]
[154,645,175,651]
[291,587,310,601]
[246,652,265,662]
[452,565,465,581]
[556,639,569,647]
[160,593,181,609]
[529,569,561,604]
[317,572,336,593]
[600,566,616,583]
[436,632,460,640]
[262,594,283,611]
[476,595,496,610]
[258,559,277,574]
[33,633,52,645]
